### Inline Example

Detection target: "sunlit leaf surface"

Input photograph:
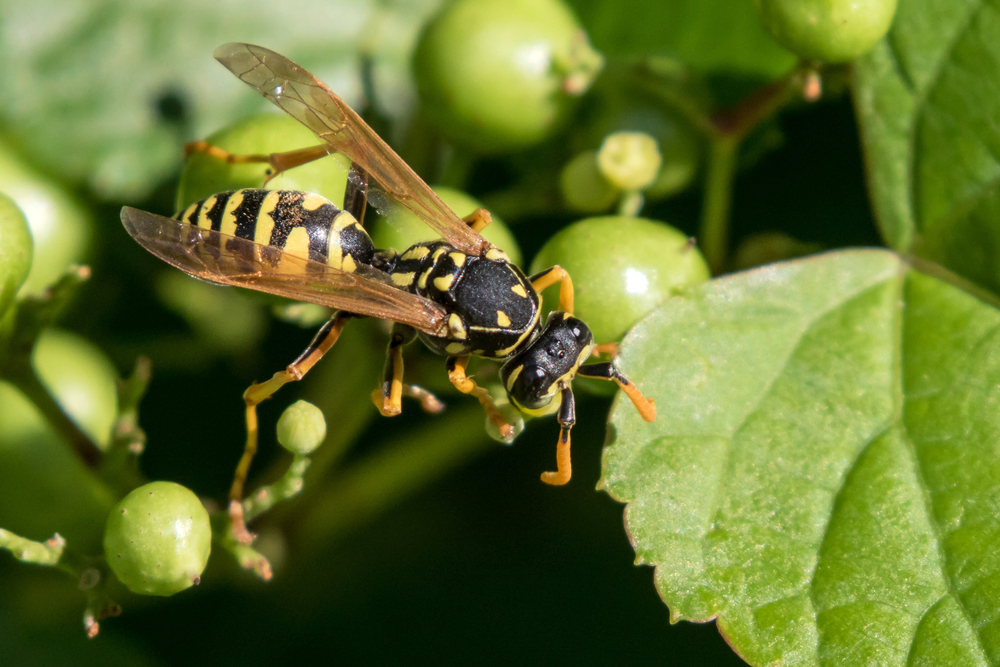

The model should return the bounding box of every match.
[604,249,1000,666]
[854,0,1000,294]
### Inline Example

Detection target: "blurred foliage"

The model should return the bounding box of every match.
[1,0,998,665]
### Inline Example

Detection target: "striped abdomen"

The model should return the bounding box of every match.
[176,189,374,273]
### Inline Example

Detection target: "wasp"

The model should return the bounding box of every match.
[122,43,655,541]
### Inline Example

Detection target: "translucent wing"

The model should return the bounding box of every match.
[121,207,449,336]
[213,42,491,258]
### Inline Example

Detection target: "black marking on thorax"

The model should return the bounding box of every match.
[390,241,540,358]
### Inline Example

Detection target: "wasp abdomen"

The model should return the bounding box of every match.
[176,189,374,272]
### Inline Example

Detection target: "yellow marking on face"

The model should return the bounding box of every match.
[341,254,358,274]
[301,192,328,211]
[433,274,455,292]
[401,246,431,261]
[485,248,509,262]
[511,284,528,298]
[448,314,467,340]
[505,364,523,391]
[196,195,218,229]
[445,342,466,355]
[449,252,467,267]
[333,210,358,231]
[418,268,433,290]
[497,311,511,327]
[512,392,561,417]
[545,344,595,396]
[392,272,415,287]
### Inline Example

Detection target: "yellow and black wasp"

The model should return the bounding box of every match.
[121,43,655,541]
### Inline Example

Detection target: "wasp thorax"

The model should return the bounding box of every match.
[500,312,594,411]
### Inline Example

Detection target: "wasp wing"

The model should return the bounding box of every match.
[213,42,490,258]
[121,207,448,336]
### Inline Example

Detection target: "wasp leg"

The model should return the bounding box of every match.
[371,324,418,417]
[230,311,354,543]
[541,384,576,485]
[591,342,620,358]
[462,207,492,233]
[576,362,656,422]
[446,356,515,441]
[344,163,368,224]
[401,384,446,413]
[529,266,575,315]
[184,141,331,185]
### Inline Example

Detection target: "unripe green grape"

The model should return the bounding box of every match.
[0,140,91,296]
[597,132,662,192]
[103,482,212,596]
[0,193,32,316]
[176,113,350,210]
[530,217,710,345]
[414,0,602,153]
[370,187,522,267]
[276,400,327,455]
[754,0,897,63]
[32,328,119,449]
[559,151,619,213]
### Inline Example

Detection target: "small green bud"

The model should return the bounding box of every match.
[559,151,620,213]
[276,400,327,455]
[597,132,663,191]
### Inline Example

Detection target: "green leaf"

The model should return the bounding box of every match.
[0,0,441,200]
[568,0,796,82]
[854,0,1000,294]
[603,249,1000,667]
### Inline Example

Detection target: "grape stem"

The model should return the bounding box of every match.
[0,266,104,467]
[5,363,102,466]
[0,528,121,637]
[618,190,645,217]
[699,137,739,273]
[699,62,821,273]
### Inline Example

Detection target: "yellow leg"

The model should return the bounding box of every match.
[540,384,575,485]
[401,385,446,413]
[462,207,492,233]
[540,428,572,486]
[591,342,619,358]
[370,383,446,416]
[371,324,416,417]
[576,362,656,422]
[229,312,351,544]
[447,356,514,441]
[529,266,575,315]
[185,141,331,185]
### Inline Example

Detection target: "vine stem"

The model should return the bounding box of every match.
[700,136,739,274]
[6,362,102,467]
[699,62,819,273]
